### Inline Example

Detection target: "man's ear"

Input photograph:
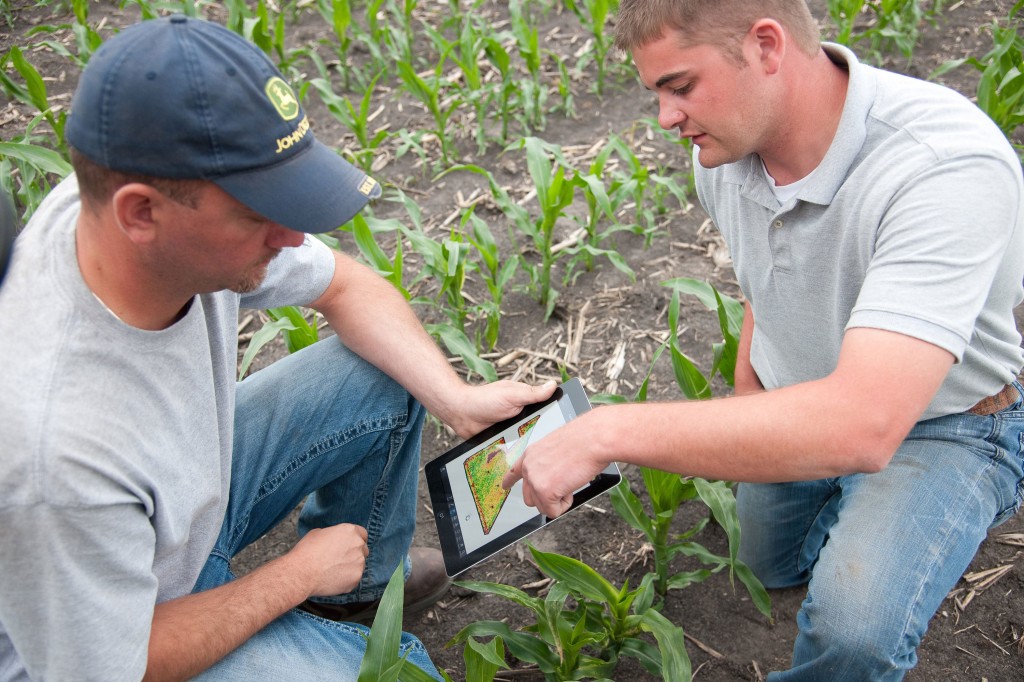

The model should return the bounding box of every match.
[747,19,786,75]
[111,183,162,245]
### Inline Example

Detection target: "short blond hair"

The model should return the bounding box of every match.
[614,0,820,61]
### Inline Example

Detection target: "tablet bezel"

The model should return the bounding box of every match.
[425,378,621,576]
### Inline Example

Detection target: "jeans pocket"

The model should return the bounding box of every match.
[990,427,1024,527]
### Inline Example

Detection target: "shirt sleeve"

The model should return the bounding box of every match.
[0,503,158,681]
[240,234,336,310]
[847,152,1023,361]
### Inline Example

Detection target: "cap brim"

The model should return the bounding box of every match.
[214,140,381,234]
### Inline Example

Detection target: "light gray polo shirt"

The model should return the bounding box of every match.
[695,44,1024,419]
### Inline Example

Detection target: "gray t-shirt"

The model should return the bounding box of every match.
[0,177,335,681]
[695,44,1024,418]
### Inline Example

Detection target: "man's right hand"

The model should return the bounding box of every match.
[288,523,369,598]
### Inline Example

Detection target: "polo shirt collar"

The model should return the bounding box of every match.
[725,43,877,209]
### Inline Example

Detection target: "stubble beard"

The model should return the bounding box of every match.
[230,251,279,294]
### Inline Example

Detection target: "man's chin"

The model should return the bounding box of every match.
[229,266,269,294]
[695,145,741,169]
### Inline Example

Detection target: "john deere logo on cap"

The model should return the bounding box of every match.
[266,77,299,121]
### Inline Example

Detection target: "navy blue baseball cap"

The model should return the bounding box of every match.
[66,15,380,234]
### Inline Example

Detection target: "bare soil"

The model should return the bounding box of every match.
[3,0,1023,679]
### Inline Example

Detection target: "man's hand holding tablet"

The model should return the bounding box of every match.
[425,378,622,576]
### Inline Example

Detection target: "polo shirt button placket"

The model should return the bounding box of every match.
[773,219,784,229]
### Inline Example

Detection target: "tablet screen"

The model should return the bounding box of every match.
[426,378,621,576]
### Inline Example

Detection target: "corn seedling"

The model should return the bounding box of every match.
[452,546,691,681]
[564,0,618,95]
[611,471,770,618]
[121,0,220,19]
[238,306,320,379]
[663,277,743,390]
[346,212,410,299]
[0,44,74,220]
[462,207,518,351]
[425,15,496,155]
[24,0,105,69]
[481,35,518,146]
[508,0,548,133]
[402,224,473,332]
[313,0,370,91]
[308,71,391,173]
[427,321,499,382]
[223,0,279,55]
[356,563,449,682]
[369,0,419,69]
[827,0,869,47]
[827,0,944,64]
[0,136,73,223]
[397,58,462,167]
[562,165,638,286]
[514,137,579,317]
[932,2,1024,146]
[593,135,668,245]
[0,46,69,159]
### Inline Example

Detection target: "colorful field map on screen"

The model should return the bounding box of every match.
[463,437,512,535]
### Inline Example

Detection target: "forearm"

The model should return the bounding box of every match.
[144,553,310,682]
[733,300,764,396]
[598,329,953,482]
[315,255,467,422]
[598,380,882,483]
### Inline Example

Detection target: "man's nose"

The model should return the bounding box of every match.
[658,96,685,130]
[266,224,306,249]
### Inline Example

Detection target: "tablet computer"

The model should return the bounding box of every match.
[425,378,622,576]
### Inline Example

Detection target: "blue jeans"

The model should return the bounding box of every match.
[737,382,1024,681]
[190,337,441,680]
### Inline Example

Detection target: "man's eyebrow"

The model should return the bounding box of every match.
[653,70,690,90]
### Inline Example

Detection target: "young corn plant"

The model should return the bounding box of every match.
[451,546,691,681]
[827,0,869,47]
[932,3,1024,147]
[313,0,375,91]
[24,0,104,69]
[378,190,498,381]
[0,132,73,224]
[508,0,548,133]
[563,173,636,288]
[221,0,308,79]
[661,278,743,398]
[0,46,73,220]
[607,278,768,611]
[424,15,495,155]
[481,35,518,147]
[0,46,69,159]
[515,137,579,317]
[347,212,410,299]
[611,471,770,617]
[827,0,944,64]
[308,71,391,173]
[124,0,218,20]
[592,135,663,245]
[462,207,518,351]
[370,0,419,70]
[564,0,618,95]
[238,306,320,379]
[356,563,450,682]
[397,58,462,167]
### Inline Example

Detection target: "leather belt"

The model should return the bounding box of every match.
[968,383,1020,416]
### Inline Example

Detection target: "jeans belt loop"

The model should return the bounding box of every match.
[967,383,1019,416]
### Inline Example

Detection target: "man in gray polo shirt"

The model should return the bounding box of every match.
[504,1,1024,680]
